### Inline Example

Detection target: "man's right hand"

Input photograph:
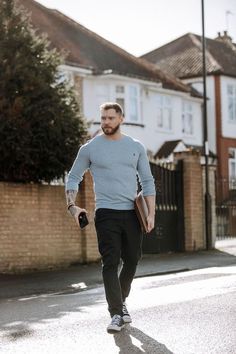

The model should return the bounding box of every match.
[68,205,88,227]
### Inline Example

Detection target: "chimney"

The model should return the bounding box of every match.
[215,31,235,50]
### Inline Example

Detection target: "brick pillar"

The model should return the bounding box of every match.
[73,75,83,110]
[78,172,100,262]
[174,150,204,251]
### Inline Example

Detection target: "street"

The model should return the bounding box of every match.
[0,266,235,354]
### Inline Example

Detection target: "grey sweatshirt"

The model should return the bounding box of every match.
[66,134,156,210]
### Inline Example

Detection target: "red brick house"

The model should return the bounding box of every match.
[142,32,236,201]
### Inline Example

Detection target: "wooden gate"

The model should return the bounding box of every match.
[142,161,184,254]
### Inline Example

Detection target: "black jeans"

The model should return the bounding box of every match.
[95,208,142,317]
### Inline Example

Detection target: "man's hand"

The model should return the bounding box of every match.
[146,214,155,234]
[144,195,155,233]
[68,205,88,227]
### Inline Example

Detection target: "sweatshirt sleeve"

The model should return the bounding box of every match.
[137,143,156,196]
[65,144,90,191]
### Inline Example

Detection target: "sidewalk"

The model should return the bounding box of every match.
[0,240,235,300]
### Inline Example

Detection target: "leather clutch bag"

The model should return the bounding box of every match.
[134,191,149,233]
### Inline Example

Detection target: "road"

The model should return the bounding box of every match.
[0,266,235,354]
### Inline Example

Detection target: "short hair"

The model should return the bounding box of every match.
[100,102,124,116]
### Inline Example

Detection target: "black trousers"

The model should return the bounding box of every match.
[95,208,142,317]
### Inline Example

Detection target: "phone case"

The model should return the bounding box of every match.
[78,212,89,229]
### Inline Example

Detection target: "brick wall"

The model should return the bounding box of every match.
[0,151,215,273]
[0,172,100,273]
[175,151,205,251]
[73,74,83,111]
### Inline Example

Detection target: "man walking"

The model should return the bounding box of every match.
[66,102,156,333]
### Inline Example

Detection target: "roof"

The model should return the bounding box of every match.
[155,140,216,160]
[141,33,236,79]
[154,140,183,159]
[17,0,201,96]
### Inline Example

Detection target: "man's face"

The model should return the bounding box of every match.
[100,108,123,136]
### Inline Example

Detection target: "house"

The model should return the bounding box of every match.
[18,0,203,160]
[141,32,236,191]
[0,1,211,273]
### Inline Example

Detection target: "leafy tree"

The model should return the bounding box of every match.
[0,0,88,183]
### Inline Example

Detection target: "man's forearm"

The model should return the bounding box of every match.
[66,189,81,218]
[66,189,78,208]
[65,189,87,220]
[144,195,156,217]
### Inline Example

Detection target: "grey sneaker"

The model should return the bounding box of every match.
[107,315,125,333]
[122,302,132,323]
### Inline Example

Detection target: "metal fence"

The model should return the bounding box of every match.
[142,161,184,253]
[216,178,236,239]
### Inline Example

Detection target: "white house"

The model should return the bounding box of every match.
[19,0,204,161]
[82,73,203,157]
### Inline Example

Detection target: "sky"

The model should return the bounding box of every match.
[36,0,236,56]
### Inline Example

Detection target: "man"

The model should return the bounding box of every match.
[65,102,156,334]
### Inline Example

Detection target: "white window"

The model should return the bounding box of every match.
[229,148,236,189]
[115,84,140,123]
[156,95,172,130]
[129,86,138,122]
[182,101,194,135]
[227,84,236,123]
[115,85,125,115]
[96,84,109,107]
[57,70,74,86]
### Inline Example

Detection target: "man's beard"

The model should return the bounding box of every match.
[102,123,120,136]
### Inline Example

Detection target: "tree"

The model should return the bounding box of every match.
[0,0,88,183]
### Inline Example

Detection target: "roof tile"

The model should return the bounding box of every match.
[142,33,236,78]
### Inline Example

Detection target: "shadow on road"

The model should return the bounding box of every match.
[2,324,33,342]
[113,325,174,354]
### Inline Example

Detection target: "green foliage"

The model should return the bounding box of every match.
[0,0,88,183]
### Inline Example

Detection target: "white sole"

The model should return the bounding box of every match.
[107,324,125,334]
[123,315,132,323]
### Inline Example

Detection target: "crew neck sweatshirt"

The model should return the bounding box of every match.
[66,134,155,210]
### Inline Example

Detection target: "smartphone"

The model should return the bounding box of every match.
[78,212,89,229]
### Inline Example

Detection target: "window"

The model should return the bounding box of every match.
[182,101,194,135]
[156,95,172,130]
[227,84,236,123]
[96,84,109,106]
[129,86,138,122]
[116,85,125,94]
[115,85,125,115]
[115,84,140,123]
[57,70,74,86]
[229,148,236,189]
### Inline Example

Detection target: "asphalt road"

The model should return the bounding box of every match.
[0,266,235,354]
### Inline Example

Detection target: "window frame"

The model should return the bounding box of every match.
[114,83,141,124]
[182,100,194,136]
[227,84,236,123]
[156,95,172,131]
[229,147,236,189]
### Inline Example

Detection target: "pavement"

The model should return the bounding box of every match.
[0,239,235,300]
